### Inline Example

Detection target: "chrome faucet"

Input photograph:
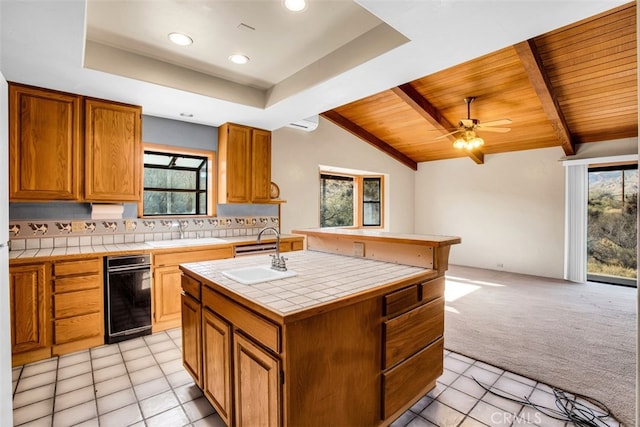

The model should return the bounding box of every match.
[257,226,287,271]
[173,221,188,239]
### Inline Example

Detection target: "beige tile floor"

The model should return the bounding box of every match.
[12,329,620,427]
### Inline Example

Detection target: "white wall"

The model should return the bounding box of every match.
[0,64,14,427]
[271,117,415,234]
[415,147,567,279]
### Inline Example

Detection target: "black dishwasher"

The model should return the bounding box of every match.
[104,254,152,343]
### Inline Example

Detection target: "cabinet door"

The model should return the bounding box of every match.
[202,309,232,425]
[9,264,49,354]
[220,124,251,203]
[234,332,280,427]
[9,84,81,201]
[84,99,141,201]
[250,129,271,203]
[153,265,183,330]
[181,292,202,387]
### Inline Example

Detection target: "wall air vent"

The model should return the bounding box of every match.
[285,115,319,132]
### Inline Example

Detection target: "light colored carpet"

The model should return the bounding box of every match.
[443,265,636,426]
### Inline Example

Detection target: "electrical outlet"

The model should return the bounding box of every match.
[125,220,136,231]
[71,221,86,232]
[353,242,365,257]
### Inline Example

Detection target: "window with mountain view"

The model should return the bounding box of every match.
[587,164,637,286]
[142,147,214,216]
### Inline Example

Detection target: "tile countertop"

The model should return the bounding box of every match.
[180,250,434,319]
[8,234,302,261]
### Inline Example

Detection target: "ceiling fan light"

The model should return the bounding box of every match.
[453,138,466,149]
[471,136,484,148]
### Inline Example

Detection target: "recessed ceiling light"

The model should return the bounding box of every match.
[168,32,193,46]
[283,0,307,12]
[229,54,249,65]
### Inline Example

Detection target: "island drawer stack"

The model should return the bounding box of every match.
[381,276,445,419]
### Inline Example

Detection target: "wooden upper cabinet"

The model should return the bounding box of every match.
[84,99,142,202]
[218,123,271,204]
[250,129,272,203]
[9,83,82,201]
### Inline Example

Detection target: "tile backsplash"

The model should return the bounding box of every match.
[8,216,279,251]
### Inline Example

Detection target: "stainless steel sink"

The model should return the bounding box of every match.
[222,265,298,285]
[146,237,227,248]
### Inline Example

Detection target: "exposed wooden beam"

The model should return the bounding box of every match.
[392,83,484,165]
[391,84,457,132]
[514,39,575,155]
[320,110,418,170]
[466,150,484,165]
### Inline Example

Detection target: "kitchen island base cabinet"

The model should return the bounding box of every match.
[202,309,233,426]
[181,289,202,388]
[181,270,446,427]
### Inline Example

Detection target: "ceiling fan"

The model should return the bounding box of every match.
[437,97,512,150]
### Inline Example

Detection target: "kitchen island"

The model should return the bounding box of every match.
[179,230,460,427]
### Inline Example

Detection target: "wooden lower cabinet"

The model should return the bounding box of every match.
[9,263,51,366]
[153,246,233,332]
[181,291,202,387]
[233,332,281,427]
[52,257,104,355]
[181,271,445,427]
[202,309,232,426]
[154,265,183,330]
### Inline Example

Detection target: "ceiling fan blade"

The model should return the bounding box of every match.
[479,119,512,127]
[434,129,461,140]
[478,127,511,133]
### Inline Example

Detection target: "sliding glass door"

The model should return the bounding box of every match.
[587,164,637,286]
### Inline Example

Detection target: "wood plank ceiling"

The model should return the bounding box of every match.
[322,2,637,169]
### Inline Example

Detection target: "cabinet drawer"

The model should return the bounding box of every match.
[420,277,444,303]
[54,258,101,277]
[54,274,100,293]
[54,289,102,319]
[203,287,280,353]
[383,297,444,369]
[384,284,419,317]
[382,337,443,419]
[154,247,233,267]
[54,312,103,344]
[182,275,201,301]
